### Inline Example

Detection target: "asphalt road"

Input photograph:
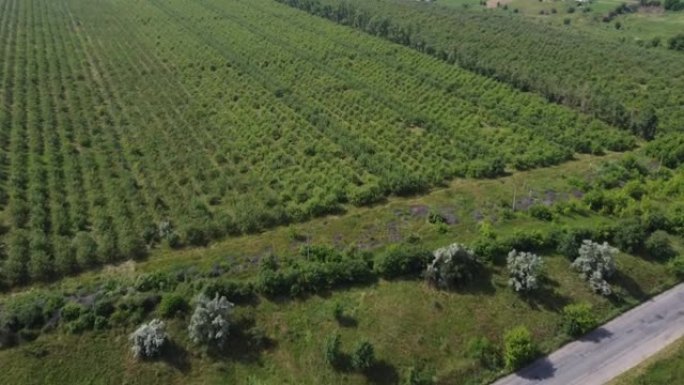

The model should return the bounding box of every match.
[492,283,684,385]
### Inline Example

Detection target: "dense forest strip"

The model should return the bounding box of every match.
[276,0,684,138]
[0,0,633,288]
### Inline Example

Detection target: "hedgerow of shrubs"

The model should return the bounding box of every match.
[158,294,189,318]
[202,280,255,304]
[257,248,375,298]
[612,218,647,253]
[374,245,432,279]
[644,231,677,260]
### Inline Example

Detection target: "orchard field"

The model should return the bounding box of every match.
[280,0,684,135]
[0,0,633,286]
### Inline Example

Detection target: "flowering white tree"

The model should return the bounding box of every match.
[507,250,543,292]
[426,243,479,289]
[188,293,234,347]
[130,319,167,359]
[572,240,617,296]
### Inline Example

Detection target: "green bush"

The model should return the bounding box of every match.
[472,237,510,263]
[504,326,537,370]
[555,228,593,259]
[374,245,432,279]
[299,244,338,262]
[60,302,84,322]
[645,133,684,168]
[1,291,64,331]
[93,315,109,331]
[404,366,434,385]
[427,210,447,224]
[257,269,294,297]
[668,33,684,51]
[561,303,597,337]
[110,294,161,326]
[505,230,554,252]
[184,225,208,246]
[135,272,176,292]
[583,190,609,212]
[465,158,506,179]
[467,336,502,369]
[94,298,115,318]
[349,184,384,206]
[664,0,684,10]
[257,256,374,298]
[203,280,255,304]
[529,205,553,221]
[645,231,676,260]
[158,294,189,318]
[324,333,342,366]
[642,210,671,233]
[351,340,375,371]
[612,218,647,253]
[66,312,96,334]
[668,255,684,277]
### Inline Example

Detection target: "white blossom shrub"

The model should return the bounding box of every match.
[130,318,167,359]
[426,243,479,289]
[188,293,234,347]
[572,240,617,296]
[507,250,543,292]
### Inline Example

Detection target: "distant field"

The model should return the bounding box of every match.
[294,0,684,136]
[0,0,631,287]
[440,0,684,42]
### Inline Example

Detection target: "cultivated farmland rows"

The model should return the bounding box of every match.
[0,0,633,287]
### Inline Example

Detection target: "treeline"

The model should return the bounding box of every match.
[664,0,684,11]
[275,0,684,138]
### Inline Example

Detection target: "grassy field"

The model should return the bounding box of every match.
[610,337,684,384]
[0,260,673,385]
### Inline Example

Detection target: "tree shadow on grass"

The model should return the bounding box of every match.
[335,314,358,328]
[611,270,647,301]
[364,360,400,385]
[208,317,277,364]
[457,268,496,296]
[523,277,571,312]
[160,340,191,373]
[330,356,399,385]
